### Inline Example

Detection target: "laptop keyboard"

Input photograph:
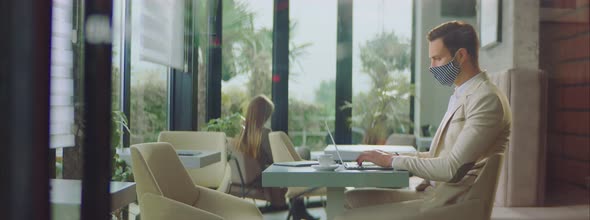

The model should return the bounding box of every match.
[343,162,394,170]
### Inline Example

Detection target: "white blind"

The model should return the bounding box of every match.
[140,0,186,70]
[50,0,75,148]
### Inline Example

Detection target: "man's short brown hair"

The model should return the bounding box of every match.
[427,21,479,65]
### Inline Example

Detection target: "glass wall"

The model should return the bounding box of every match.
[220,0,273,124]
[352,0,414,145]
[128,0,170,144]
[289,0,337,151]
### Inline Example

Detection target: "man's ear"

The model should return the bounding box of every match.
[457,48,468,65]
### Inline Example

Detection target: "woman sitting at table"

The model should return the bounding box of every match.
[236,95,317,220]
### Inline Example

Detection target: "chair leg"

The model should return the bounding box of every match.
[286,208,292,220]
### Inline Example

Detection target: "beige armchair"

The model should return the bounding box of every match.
[158,131,231,193]
[130,142,262,220]
[335,154,504,220]
[269,131,327,217]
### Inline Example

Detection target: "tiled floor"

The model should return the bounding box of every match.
[260,194,590,220]
[128,196,589,220]
[262,205,590,220]
[491,205,589,220]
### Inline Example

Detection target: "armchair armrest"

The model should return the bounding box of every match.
[195,185,263,220]
[139,193,223,220]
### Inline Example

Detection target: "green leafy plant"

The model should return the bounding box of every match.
[111,111,133,182]
[202,112,245,138]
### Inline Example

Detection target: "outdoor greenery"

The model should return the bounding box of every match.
[202,112,245,138]
[129,70,168,144]
[109,0,413,155]
[351,31,414,137]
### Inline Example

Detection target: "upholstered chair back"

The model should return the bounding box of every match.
[130,142,199,206]
[158,131,230,191]
[489,69,546,206]
[268,131,302,162]
[385,133,416,147]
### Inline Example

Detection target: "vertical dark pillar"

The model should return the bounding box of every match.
[81,1,113,219]
[122,0,132,147]
[170,0,198,131]
[335,0,353,144]
[271,0,290,133]
[206,0,222,121]
[0,0,52,219]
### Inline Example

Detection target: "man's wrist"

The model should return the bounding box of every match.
[389,153,399,168]
[390,152,402,168]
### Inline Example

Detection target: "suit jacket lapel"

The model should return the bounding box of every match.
[430,98,464,157]
[429,72,489,157]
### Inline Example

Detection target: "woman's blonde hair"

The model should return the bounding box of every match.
[237,95,274,158]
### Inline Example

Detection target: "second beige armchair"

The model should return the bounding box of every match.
[158,131,231,192]
[269,131,326,220]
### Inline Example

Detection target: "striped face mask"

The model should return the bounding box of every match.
[429,53,460,86]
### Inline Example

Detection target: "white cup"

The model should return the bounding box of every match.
[318,154,335,167]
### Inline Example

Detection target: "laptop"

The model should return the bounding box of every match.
[324,121,394,171]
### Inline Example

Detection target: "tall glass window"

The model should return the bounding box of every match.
[220,0,273,123]
[352,0,413,145]
[289,0,337,151]
[129,0,169,144]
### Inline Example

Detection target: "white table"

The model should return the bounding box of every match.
[51,179,136,220]
[262,165,409,220]
[324,144,417,161]
[116,148,221,168]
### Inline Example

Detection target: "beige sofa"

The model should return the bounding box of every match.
[488,68,547,207]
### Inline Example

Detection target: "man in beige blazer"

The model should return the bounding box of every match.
[339,21,512,219]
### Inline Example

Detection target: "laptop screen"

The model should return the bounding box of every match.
[324,121,345,164]
[324,121,395,170]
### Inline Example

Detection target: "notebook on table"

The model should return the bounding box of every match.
[274,161,319,167]
[324,121,394,171]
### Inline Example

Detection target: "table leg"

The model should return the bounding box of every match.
[326,187,345,220]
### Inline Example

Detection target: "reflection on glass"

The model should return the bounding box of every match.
[289,0,337,151]
[352,0,413,145]
[129,0,169,144]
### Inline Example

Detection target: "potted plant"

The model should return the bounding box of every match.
[111,111,133,182]
[202,112,244,138]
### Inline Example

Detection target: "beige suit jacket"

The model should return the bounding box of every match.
[393,72,512,207]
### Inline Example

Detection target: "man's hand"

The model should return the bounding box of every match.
[356,150,396,168]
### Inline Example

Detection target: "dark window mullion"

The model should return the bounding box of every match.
[206,0,222,122]
[335,0,353,144]
[271,0,290,133]
[169,0,198,131]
